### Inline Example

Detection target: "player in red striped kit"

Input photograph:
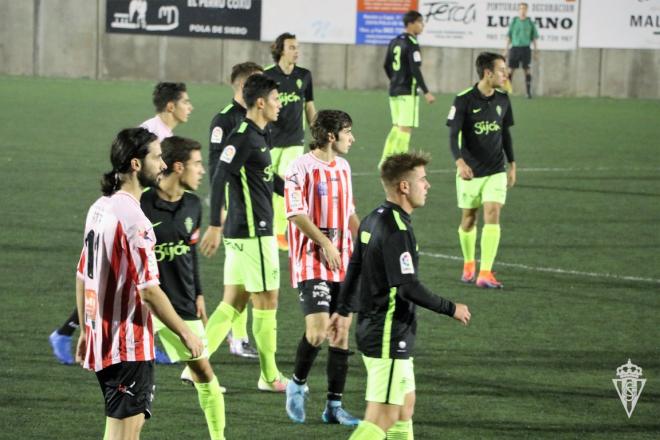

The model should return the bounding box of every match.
[75,128,203,440]
[283,110,361,426]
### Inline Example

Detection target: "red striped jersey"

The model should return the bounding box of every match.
[285,152,355,287]
[76,191,160,372]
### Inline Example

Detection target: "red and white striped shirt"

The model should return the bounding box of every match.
[76,191,160,372]
[285,152,355,287]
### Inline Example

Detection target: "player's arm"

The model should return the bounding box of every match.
[328,238,363,345]
[383,43,393,79]
[290,214,342,270]
[398,281,469,324]
[348,213,360,241]
[191,224,207,324]
[274,174,285,197]
[75,276,86,364]
[408,42,434,104]
[303,71,316,124]
[532,23,539,60]
[201,140,251,257]
[446,96,473,179]
[502,102,516,187]
[139,285,204,357]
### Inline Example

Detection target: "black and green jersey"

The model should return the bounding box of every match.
[383,33,429,97]
[508,17,539,47]
[340,202,419,359]
[141,188,202,321]
[446,85,515,177]
[210,118,282,237]
[208,99,246,183]
[263,64,314,147]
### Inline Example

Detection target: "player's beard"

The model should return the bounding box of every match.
[137,167,160,189]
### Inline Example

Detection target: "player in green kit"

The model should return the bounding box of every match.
[380,10,435,168]
[505,2,539,98]
[446,52,517,289]
[264,32,316,251]
[329,152,471,440]
[200,74,289,392]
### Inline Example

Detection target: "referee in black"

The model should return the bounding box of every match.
[329,152,471,440]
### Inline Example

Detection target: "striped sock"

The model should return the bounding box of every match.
[350,420,386,439]
[386,420,413,439]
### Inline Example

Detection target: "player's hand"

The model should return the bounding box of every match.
[200,226,222,257]
[196,295,208,326]
[456,159,474,180]
[453,303,471,326]
[182,331,204,359]
[328,312,351,346]
[424,92,436,104]
[321,242,342,271]
[75,334,86,365]
[507,162,517,188]
[533,50,539,62]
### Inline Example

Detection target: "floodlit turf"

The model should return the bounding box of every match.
[1,75,659,439]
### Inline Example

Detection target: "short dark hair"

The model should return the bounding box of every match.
[309,110,352,151]
[520,2,529,7]
[161,136,201,176]
[242,74,279,109]
[101,128,156,196]
[403,10,423,26]
[271,32,296,62]
[380,151,431,188]
[230,62,263,84]
[475,52,506,79]
[152,82,187,112]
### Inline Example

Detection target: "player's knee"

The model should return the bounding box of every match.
[306,328,327,346]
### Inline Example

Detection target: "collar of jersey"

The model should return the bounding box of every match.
[383,200,411,222]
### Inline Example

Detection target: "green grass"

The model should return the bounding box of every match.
[1,75,659,439]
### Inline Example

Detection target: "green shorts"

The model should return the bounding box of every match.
[153,318,208,362]
[456,171,507,209]
[389,95,420,128]
[363,355,415,406]
[270,146,304,176]
[223,236,280,292]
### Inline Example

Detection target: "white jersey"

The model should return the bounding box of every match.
[284,152,355,287]
[140,115,172,141]
[76,191,160,371]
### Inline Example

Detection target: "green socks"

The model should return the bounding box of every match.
[458,226,477,263]
[386,420,413,439]
[252,308,279,382]
[206,301,240,355]
[480,224,501,272]
[194,375,226,440]
[231,307,249,340]
[380,127,399,167]
[350,420,386,439]
[395,131,411,154]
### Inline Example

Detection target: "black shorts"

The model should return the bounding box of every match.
[508,46,532,69]
[96,361,155,420]
[298,279,341,316]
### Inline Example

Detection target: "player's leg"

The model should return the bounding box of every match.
[476,172,507,288]
[380,97,403,168]
[246,235,286,391]
[386,391,416,439]
[49,307,78,364]
[523,47,533,98]
[394,95,418,155]
[206,284,250,355]
[228,306,258,359]
[322,283,359,425]
[188,358,226,440]
[272,146,305,251]
[97,361,154,440]
[456,175,483,282]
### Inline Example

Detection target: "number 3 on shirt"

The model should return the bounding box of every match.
[392,46,401,71]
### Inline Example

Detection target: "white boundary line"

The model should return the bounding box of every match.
[419,251,660,285]
[353,166,660,177]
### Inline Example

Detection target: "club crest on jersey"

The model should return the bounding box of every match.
[296,78,303,89]
[496,105,502,117]
[184,217,193,233]
[317,181,328,196]
[399,251,414,274]
[413,51,421,62]
[220,145,236,163]
[211,126,223,143]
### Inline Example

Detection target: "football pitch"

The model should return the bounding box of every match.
[1,75,659,439]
